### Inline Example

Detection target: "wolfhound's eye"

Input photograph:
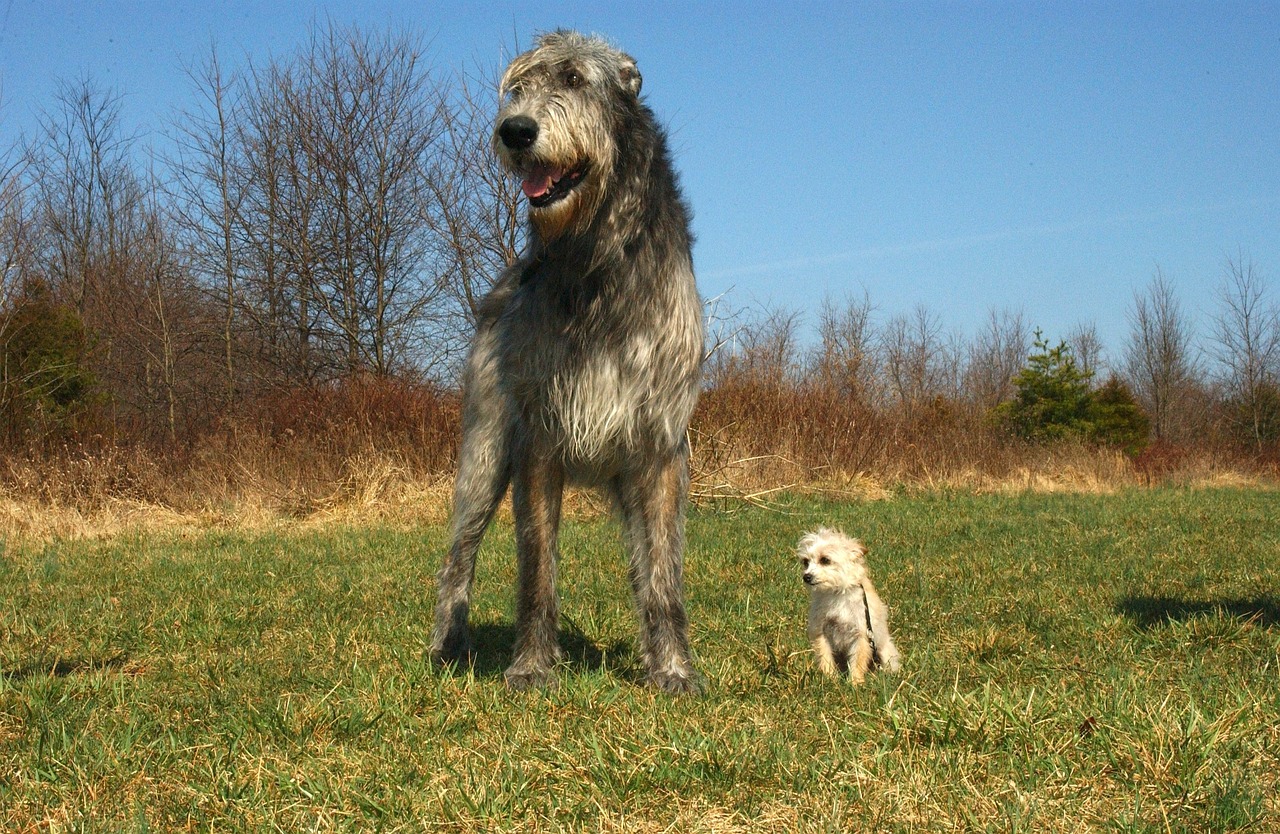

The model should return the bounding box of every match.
[563,68,584,88]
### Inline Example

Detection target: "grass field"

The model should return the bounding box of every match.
[2,488,1278,832]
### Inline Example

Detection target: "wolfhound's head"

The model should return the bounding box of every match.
[494,30,643,239]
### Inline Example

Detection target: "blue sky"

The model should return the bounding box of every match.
[2,1,1277,367]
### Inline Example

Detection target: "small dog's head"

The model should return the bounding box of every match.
[796,528,868,592]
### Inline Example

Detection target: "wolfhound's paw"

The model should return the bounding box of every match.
[504,662,559,692]
[428,631,473,668]
[645,669,704,696]
[504,669,557,692]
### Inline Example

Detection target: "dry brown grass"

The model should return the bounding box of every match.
[1,377,1275,542]
[691,380,1278,497]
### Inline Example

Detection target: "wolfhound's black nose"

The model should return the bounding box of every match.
[498,116,539,150]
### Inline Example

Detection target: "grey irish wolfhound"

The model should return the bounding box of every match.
[429,31,704,693]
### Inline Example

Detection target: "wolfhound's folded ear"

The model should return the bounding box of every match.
[618,56,642,96]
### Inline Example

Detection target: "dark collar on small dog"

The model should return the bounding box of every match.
[861,581,879,664]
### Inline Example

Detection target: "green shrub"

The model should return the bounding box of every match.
[0,281,97,444]
[995,331,1151,455]
[995,329,1093,442]
[1087,375,1150,456]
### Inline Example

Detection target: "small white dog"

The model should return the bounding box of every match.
[797,528,902,683]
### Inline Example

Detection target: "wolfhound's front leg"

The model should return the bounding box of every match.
[505,439,565,690]
[428,429,510,665]
[617,444,700,694]
[430,317,513,666]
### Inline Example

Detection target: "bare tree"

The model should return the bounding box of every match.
[0,142,31,300]
[28,77,145,321]
[1211,254,1280,449]
[706,303,803,389]
[134,179,186,442]
[222,23,459,381]
[881,303,958,409]
[19,80,227,445]
[237,56,323,381]
[168,45,245,409]
[428,69,524,330]
[810,290,879,401]
[1065,321,1105,384]
[1123,270,1200,441]
[26,77,158,436]
[0,144,36,433]
[964,307,1028,411]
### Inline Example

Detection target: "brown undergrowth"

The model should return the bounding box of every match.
[1,379,1275,542]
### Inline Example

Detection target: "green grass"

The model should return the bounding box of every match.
[2,489,1278,832]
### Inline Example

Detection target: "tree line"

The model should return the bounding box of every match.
[1,21,1277,469]
[1,23,517,449]
[707,260,1278,461]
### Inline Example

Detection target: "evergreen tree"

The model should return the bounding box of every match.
[1,280,97,443]
[997,329,1093,441]
[1087,376,1150,456]
[996,330,1153,454]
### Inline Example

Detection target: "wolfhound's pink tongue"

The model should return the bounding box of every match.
[522,166,562,199]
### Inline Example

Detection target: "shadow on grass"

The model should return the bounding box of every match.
[2,652,131,682]
[1117,596,1280,629]
[445,618,635,682]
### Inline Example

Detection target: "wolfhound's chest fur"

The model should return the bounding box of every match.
[498,256,702,477]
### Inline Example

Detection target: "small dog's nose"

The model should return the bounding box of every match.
[498,116,539,150]
[803,574,816,586]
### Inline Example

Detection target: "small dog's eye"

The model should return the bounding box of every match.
[799,558,809,568]
[819,556,830,566]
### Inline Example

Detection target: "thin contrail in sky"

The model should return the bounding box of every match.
[702,198,1274,281]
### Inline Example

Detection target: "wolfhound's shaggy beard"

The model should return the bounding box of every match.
[429,31,704,693]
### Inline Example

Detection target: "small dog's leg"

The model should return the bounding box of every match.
[849,635,874,685]
[876,640,902,674]
[810,634,840,677]
[506,438,565,690]
[863,579,902,674]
